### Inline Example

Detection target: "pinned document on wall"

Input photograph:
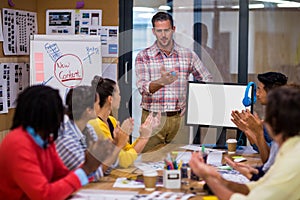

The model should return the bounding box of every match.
[46,9,102,35]
[99,26,118,57]
[0,63,30,111]
[30,34,102,99]
[75,9,102,35]
[2,8,37,55]
[46,10,75,35]
[0,66,8,113]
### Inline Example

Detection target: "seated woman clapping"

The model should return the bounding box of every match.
[89,76,161,168]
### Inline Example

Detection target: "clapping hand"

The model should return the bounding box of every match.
[139,112,161,139]
[231,110,257,144]
[120,117,134,135]
[113,123,130,149]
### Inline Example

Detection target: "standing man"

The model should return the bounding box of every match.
[135,12,213,152]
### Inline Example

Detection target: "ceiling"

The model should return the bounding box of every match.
[133,0,300,9]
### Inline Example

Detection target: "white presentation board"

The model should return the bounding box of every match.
[186,82,253,128]
[30,34,102,99]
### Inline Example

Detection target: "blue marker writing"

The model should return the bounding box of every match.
[42,76,54,85]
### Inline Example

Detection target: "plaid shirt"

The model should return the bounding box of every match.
[135,41,213,112]
[56,116,103,181]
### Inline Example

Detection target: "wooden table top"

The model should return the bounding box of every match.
[77,144,262,200]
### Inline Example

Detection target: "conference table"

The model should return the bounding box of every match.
[75,144,262,200]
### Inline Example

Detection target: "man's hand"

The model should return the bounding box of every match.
[82,138,116,175]
[231,110,248,132]
[231,110,257,144]
[149,66,178,93]
[158,66,178,86]
[225,157,259,180]
[189,152,221,180]
[243,111,264,140]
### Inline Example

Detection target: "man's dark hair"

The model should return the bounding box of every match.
[257,72,288,92]
[65,86,96,121]
[11,85,64,141]
[265,87,300,140]
[91,75,116,108]
[152,12,174,27]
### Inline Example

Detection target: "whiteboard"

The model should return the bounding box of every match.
[186,82,253,128]
[30,34,102,99]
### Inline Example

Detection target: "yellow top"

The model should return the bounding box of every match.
[88,116,138,168]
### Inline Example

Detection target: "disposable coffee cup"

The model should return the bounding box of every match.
[143,170,158,191]
[227,139,237,154]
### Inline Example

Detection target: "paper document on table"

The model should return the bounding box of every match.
[113,177,163,188]
[134,161,164,171]
[181,144,226,153]
[219,169,250,184]
[207,152,222,166]
[133,191,195,200]
[71,189,138,200]
[221,173,250,184]
[113,177,144,188]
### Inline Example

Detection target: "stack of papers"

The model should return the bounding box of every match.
[113,177,163,188]
[71,189,138,200]
[180,144,226,153]
[131,191,195,200]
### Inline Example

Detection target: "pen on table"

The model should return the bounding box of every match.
[177,160,183,170]
[164,159,174,170]
[173,161,178,170]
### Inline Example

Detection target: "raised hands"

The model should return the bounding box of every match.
[120,117,134,135]
[139,112,161,138]
[113,123,130,149]
[231,109,263,145]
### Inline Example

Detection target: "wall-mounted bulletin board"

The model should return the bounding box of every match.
[1,0,118,133]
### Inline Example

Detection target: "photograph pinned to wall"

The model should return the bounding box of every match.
[99,26,118,57]
[30,35,102,99]
[0,65,8,114]
[46,9,75,35]
[74,9,102,35]
[2,8,37,55]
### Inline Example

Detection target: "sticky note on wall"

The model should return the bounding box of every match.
[34,53,44,82]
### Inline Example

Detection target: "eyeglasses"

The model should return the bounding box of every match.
[154,28,173,34]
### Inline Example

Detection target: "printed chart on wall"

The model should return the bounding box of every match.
[30,34,102,99]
